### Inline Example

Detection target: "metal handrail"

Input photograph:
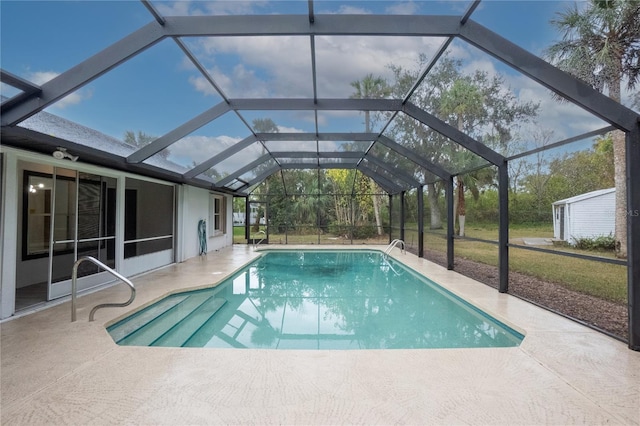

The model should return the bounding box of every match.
[384,239,406,255]
[253,230,266,249]
[71,256,136,322]
[381,255,404,276]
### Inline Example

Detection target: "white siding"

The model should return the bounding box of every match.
[567,192,615,243]
[553,189,615,244]
[179,186,232,261]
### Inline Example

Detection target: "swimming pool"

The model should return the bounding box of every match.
[107,250,523,349]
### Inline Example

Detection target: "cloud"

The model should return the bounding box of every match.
[276,125,305,133]
[189,35,313,98]
[335,5,372,14]
[386,1,420,15]
[155,1,270,17]
[28,71,91,109]
[167,134,241,167]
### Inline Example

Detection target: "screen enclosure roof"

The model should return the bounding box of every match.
[1,0,638,196]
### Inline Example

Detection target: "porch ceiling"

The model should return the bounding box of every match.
[1,1,638,196]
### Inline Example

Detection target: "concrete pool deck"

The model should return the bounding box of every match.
[1,245,638,425]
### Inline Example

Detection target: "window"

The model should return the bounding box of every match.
[124,178,174,258]
[210,194,226,236]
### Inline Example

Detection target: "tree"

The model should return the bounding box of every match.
[350,74,392,235]
[387,55,538,233]
[519,136,615,213]
[350,74,392,133]
[124,130,167,158]
[250,118,279,231]
[439,78,485,236]
[524,128,555,218]
[252,118,279,134]
[545,0,640,257]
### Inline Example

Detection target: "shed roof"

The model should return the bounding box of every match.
[552,188,615,206]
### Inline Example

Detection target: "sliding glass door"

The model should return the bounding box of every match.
[20,166,117,304]
[48,169,117,299]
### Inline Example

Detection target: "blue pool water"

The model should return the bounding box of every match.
[108,250,523,349]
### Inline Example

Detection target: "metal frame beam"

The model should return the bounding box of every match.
[498,161,509,293]
[183,135,258,179]
[215,154,273,187]
[1,21,165,126]
[0,125,221,193]
[242,164,282,190]
[363,155,422,188]
[508,126,616,161]
[128,102,232,163]
[447,176,454,270]
[4,13,636,137]
[230,98,403,111]
[161,14,462,37]
[418,185,424,258]
[402,102,504,166]
[377,135,451,180]
[459,19,639,132]
[358,163,411,191]
[255,132,379,141]
[358,165,403,194]
[628,123,640,350]
[271,151,365,159]
[0,69,41,94]
[0,70,43,112]
[399,191,406,242]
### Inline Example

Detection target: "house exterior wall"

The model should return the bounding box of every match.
[178,185,233,261]
[553,190,615,244]
[0,146,234,319]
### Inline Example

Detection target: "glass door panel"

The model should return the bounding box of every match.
[25,174,53,256]
[49,169,117,299]
[49,167,78,299]
[248,201,268,245]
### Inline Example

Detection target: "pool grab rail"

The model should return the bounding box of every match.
[384,239,406,255]
[253,230,266,249]
[71,256,136,322]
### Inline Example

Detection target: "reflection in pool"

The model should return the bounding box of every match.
[108,250,523,349]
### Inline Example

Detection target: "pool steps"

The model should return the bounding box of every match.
[152,297,227,347]
[108,292,227,347]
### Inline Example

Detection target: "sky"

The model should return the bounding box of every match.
[1,0,637,177]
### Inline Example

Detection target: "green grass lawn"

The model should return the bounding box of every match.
[417,226,626,304]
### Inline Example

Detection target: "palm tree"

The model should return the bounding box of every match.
[439,78,485,237]
[545,0,640,258]
[350,74,392,235]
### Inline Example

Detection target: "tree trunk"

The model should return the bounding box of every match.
[609,68,626,259]
[372,193,383,235]
[457,177,466,237]
[426,183,442,229]
[452,178,459,234]
[613,129,627,258]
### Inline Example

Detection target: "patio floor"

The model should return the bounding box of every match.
[1,245,638,425]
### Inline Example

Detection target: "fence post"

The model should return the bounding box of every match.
[627,124,640,351]
[498,161,509,293]
[447,176,454,270]
[418,185,424,258]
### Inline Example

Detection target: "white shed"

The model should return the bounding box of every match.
[552,188,615,244]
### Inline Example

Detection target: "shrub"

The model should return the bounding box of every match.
[328,223,351,238]
[353,224,377,239]
[572,234,616,251]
